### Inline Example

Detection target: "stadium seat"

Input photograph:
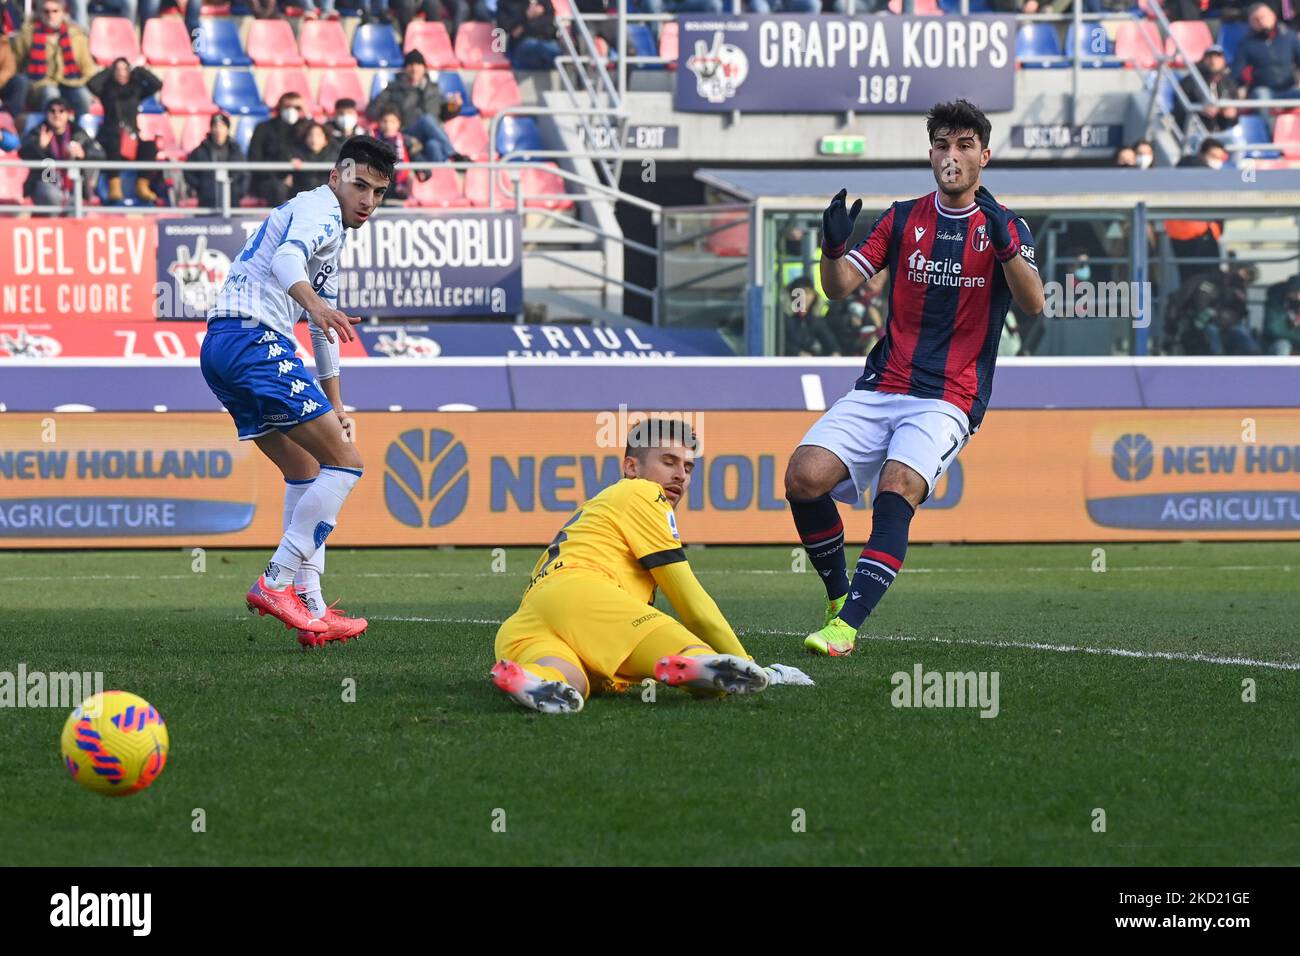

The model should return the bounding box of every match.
[1217,21,1250,63]
[247,19,305,67]
[142,17,199,67]
[161,68,218,116]
[318,69,367,114]
[626,25,661,70]
[300,20,358,68]
[705,215,749,258]
[455,22,511,70]
[889,0,941,14]
[0,111,15,134]
[408,168,473,208]
[659,21,678,70]
[1114,21,1164,70]
[463,166,514,208]
[22,112,44,135]
[370,70,393,102]
[471,71,522,118]
[438,71,477,116]
[495,115,543,159]
[518,162,572,212]
[197,18,252,67]
[444,115,490,162]
[551,0,573,17]
[0,152,27,205]
[1272,113,1300,160]
[1225,115,1282,159]
[352,23,405,68]
[213,70,268,117]
[136,113,183,160]
[261,69,320,117]
[234,115,258,154]
[89,17,144,67]
[139,95,164,114]
[1066,23,1122,68]
[938,0,991,11]
[404,21,460,70]
[178,114,211,155]
[1166,21,1213,69]
[78,113,101,137]
[1016,23,1065,68]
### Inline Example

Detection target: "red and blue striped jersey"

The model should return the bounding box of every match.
[844,191,1036,431]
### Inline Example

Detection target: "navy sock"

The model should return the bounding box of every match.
[788,493,850,601]
[839,491,915,629]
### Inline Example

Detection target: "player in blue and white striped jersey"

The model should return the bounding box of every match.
[199,136,398,645]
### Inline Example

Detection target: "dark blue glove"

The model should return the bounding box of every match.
[974,186,1020,262]
[821,187,862,259]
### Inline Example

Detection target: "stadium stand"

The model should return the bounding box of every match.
[454,22,511,71]
[352,22,405,68]
[471,71,522,119]
[300,20,358,69]
[403,21,460,71]
[318,70,368,114]
[196,18,253,67]
[161,67,219,115]
[444,114,490,162]
[142,17,200,67]
[89,16,144,66]
[437,72,477,116]
[213,70,269,116]
[246,19,305,68]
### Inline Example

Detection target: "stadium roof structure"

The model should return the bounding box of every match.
[693,168,1300,211]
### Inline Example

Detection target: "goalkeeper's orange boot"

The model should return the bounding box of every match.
[246,576,328,633]
[490,660,585,714]
[297,599,368,649]
[655,653,769,695]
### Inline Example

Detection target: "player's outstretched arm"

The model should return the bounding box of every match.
[819,188,867,300]
[650,561,750,660]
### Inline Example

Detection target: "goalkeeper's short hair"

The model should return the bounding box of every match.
[625,418,698,463]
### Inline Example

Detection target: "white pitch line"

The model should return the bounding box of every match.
[370,616,1300,672]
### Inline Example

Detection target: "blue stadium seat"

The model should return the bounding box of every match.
[212,70,268,117]
[78,113,101,138]
[139,95,164,114]
[1016,23,1065,69]
[627,24,662,70]
[939,0,991,11]
[95,169,141,207]
[495,115,543,159]
[1066,22,1122,68]
[1224,116,1282,160]
[438,71,478,116]
[197,19,253,68]
[370,70,393,102]
[1217,21,1249,63]
[23,112,43,135]
[234,115,258,154]
[352,23,405,68]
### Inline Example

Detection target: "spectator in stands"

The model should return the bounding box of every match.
[0,21,26,120]
[367,50,463,164]
[1263,275,1300,354]
[1133,139,1157,168]
[1,1,23,34]
[12,0,97,116]
[292,122,339,192]
[640,0,725,14]
[299,1,341,18]
[391,1,487,38]
[1177,136,1231,168]
[185,112,249,209]
[1165,168,1224,284]
[325,98,362,143]
[498,0,563,70]
[746,0,820,12]
[344,0,394,23]
[1233,3,1300,100]
[1175,46,1241,133]
[88,57,163,203]
[783,275,840,357]
[248,92,309,206]
[372,107,426,202]
[1113,145,1137,166]
[18,96,103,211]
[247,0,282,17]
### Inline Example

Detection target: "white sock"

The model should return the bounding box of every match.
[283,478,326,617]
[266,466,361,589]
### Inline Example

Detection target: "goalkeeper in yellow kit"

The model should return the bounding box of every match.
[491,418,813,714]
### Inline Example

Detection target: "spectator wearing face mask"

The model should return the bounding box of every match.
[1176,46,1241,133]
[1233,2,1300,100]
[1178,137,1231,168]
[248,92,309,206]
[1133,139,1157,169]
[325,98,362,143]
[184,113,249,209]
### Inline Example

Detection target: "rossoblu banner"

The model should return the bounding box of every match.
[675,14,1016,113]
[2,410,1298,547]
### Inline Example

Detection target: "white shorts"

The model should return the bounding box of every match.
[799,389,972,505]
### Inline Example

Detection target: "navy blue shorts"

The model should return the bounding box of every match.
[200,319,333,441]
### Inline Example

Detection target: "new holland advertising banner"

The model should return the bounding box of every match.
[2,410,1299,548]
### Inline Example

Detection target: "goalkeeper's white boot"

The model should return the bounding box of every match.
[490,660,584,715]
[654,653,769,696]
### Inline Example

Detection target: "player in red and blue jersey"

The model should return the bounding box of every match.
[786,100,1046,657]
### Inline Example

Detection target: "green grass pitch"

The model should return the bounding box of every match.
[2,542,1297,866]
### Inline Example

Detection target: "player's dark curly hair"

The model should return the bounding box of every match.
[336,135,399,183]
[926,99,992,150]
[625,417,698,461]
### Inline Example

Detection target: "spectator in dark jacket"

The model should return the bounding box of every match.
[391,1,489,39]
[324,98,363,143]
[248,92,309,205]
[498,0,563,70]
[292,122,339,192]
[185,113,249,209]
[783,275,840,356]
[1175,46,1241,132]
[18,96,103,211]
[88,57,163,202]
[1233,3,1300,98]
[366,50,463,163]
[0,25,25,119]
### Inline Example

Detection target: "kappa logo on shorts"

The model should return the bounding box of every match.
[276,359,296,375]
[267,343,287,359]
[257,330,278,344]
[300,399,321,416]
[289,379,308,396]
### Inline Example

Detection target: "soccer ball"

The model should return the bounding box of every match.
[60,691,169,797]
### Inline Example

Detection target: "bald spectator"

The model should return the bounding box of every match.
[11,0,96,116]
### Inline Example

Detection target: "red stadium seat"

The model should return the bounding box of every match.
[404,21,459,70]
[247,19,305,67]
[1272,113,1300,159]
[409,168,473,208]
[261,68,320,117]
[300,20,357,68]
[142,17,199,66]
[463,166,515,208]
[454,22,510,70]
[518,162,572,211]
[161,67,218,115]
[0,152,27,204]
[888,0,941,14]
[89,17,144,67]
[471,71,521,118]
[1114,21,1164,70]
[0,111,15,134]
[1166,21,1214,68]
[178,114,211,155]
[444,115,489,162]
[705,215,749,258]
[317,69,367,115]
[136,113,182,160]
[551,0,574,17]
[660,21,678,71]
